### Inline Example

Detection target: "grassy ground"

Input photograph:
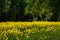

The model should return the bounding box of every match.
[0,22,60,40]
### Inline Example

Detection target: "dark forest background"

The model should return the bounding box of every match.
[0,0,60,22]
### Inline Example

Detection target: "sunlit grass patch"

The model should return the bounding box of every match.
[0,22,60,40]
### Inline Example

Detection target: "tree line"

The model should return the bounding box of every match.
[0,0,60,22]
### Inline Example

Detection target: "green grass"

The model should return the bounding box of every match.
[0,22,60,40]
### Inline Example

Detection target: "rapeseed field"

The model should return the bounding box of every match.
[0,22,60,40]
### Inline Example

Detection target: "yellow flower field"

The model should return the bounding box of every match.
[0,22,60,40]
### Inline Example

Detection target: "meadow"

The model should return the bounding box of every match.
[0,22,60,40]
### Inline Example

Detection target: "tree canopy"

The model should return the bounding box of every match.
[0,0,60,21]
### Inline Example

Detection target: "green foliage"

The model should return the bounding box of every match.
[0,0,60,21]
[25,0,53,21]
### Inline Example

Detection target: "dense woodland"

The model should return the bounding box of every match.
[0,0,60,22]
